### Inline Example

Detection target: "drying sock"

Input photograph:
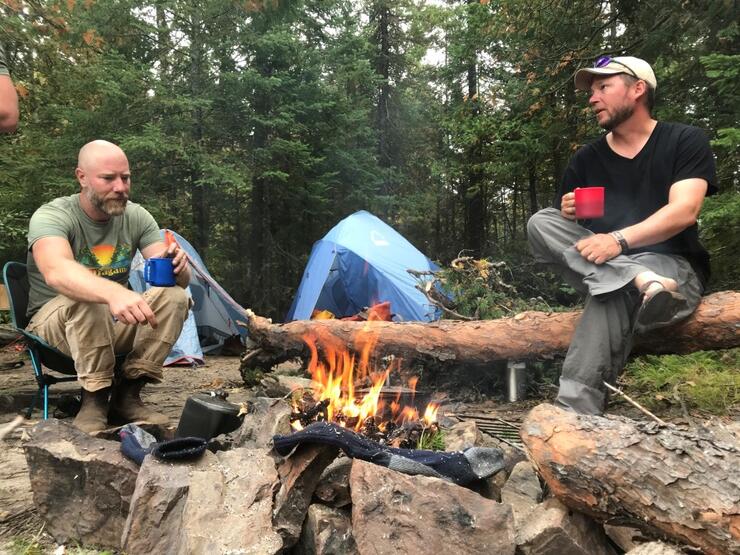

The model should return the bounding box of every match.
[119,424,157,465]
[119,424,207,464]
[151,437,208,461]
[273,421,505,486]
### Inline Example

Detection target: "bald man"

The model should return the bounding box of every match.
[26,140,191,433]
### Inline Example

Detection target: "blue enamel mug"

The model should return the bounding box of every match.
[144,257,176,287]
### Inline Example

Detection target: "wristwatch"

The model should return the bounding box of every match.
[610,230,629,253]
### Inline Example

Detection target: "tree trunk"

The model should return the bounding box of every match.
[528,165,538,216]
[521,403,740,555]
[189,14,208,256]
[242,291,740,372]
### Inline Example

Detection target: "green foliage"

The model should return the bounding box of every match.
[4,537,44,555]
[3,537,115,555]
[699,191,740,291]
[621,349,740,415]
[417,428,445,451]
[433,252,579,320]
[0,0,736,320]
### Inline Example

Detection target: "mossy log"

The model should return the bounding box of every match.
[241,291,740,378]
[521,403,740,555]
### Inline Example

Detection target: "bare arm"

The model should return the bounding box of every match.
[32,236,157,326]
[575,178,709,265]
[619,178,708,249]
[0,75,19,133]
[141,239,191,287]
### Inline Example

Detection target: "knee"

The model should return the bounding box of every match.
[146,286,190,317]
[526,208,560,243]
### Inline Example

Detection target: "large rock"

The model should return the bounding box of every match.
[122,447,283,554]
[516,498,617,555]
[350,459,515,554]
[314,456,352,508]
[626,542,686,555]
[604,524,645,552]
[295,504,357,555]
[23,419,139,550]
[232,397,293,449]
[500,460,542,524]
[274,444,340,547]
[444,420,482,451]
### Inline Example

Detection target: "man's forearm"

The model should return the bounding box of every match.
[43,258,129,304]
[619,202,698,250]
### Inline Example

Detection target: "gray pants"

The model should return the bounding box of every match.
[526,208,703,414]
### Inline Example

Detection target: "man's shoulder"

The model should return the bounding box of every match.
[657,121,710,141]
[123,200,156,222]
[571,137,605,162]
[32,194,80,217]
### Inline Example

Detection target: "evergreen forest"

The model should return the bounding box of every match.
[1,0,738,320]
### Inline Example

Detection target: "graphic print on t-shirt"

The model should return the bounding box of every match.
[77,242,132,278]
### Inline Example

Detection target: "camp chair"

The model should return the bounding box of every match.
[2,261,125,419]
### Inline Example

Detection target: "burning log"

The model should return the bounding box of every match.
[241,291,740,377]
[520,403,740,555]
[284,328,442,449]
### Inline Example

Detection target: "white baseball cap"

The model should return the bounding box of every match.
[574,56,657,91]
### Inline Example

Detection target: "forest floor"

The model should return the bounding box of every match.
[0,343,730,554]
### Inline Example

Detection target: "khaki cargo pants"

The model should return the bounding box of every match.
[27,286,190,392]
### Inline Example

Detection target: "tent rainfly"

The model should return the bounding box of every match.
[286,211,440,323]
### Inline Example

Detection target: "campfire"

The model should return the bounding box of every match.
[289,326,441,448]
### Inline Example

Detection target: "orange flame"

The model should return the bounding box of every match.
[296,326,439,431]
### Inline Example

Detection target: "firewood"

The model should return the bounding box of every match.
[241,291,740,376]
[520,403,740,555]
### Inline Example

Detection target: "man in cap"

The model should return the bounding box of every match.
[526,56,717,414]
[26,140,192,433]
[0,42,19,132]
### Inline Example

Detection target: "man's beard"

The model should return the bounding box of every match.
[85,187,128,216]
[600,105,634,131]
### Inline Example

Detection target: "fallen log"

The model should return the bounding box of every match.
[520,403,740,555]
[242,291,740,376]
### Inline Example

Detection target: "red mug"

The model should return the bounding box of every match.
[574,187,605,219]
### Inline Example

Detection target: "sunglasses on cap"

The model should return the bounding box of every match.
[593,56,639,80]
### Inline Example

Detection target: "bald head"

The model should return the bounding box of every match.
[76,140,131,220]
[77,140,128,171]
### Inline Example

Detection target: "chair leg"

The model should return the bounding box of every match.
[43,384,49,419]
[27,350,44,419]
[26,388,40,419]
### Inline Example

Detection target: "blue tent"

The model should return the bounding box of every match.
[287,211,440,322]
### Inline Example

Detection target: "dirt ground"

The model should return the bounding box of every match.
[0,347,250,554]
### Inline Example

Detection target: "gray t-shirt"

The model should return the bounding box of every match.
[26,193,162,316]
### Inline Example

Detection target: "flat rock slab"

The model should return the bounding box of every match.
[500,460,542,525]
[23,419,139,550]
[626,542,686,555]
[350,458,515,554]
[314,456,352,508]
[274,444,340,547]
[297,504,357,555]
[516,498,617,555]
[123,447,283,554]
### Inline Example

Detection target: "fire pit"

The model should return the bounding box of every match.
[289,328,442,449]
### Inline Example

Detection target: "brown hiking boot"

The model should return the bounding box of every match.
[73,387,111,434]
[108,377,170,426]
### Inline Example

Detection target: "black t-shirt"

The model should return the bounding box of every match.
[555,122,718,286]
